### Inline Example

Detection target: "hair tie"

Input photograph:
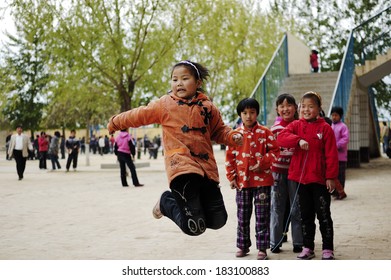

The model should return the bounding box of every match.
[179,60,200,79]
[304,91,322,106]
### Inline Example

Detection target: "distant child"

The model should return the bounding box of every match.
[270,93,303,254]
[310,50,319,73]
[48,131,62,170]
[225,98,280,260]
[277,91,338,260]
[330,107,349,200]
[38,131,49,170]
[107,60,243,236]
[324,116,347,200]
[65,129,80,172]
[381,121,390,154]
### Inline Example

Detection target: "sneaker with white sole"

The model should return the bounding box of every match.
[152,197,163,219]
[297,248,315,260]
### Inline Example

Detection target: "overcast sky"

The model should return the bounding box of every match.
[0,0,389,120]
[0,1,16,45]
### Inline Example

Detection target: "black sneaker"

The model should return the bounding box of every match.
[293,246,302,253]
[271,246,281,253]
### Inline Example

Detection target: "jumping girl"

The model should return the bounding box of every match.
[107,60,243,236]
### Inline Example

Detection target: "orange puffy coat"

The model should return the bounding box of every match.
[108,91,241,184]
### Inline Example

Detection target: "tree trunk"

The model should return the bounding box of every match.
[119,80,136,112]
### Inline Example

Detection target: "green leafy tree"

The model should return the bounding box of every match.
[1,0,51,136]
[270,0,349,71]
[45,0,195,113]
[270,0,391,115]
[1,0,290,128]
[47,0,284,123]
[344,2,391,116]
[172,0,284,122]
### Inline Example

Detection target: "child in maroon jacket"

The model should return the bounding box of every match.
[277,91,338,260]
[310,50,319,72]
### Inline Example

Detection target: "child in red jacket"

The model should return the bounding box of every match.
[310,50,319,72]
[277,91,338,260]
[226,98,280,260]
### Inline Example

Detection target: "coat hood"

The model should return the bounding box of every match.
[119,131,129,138]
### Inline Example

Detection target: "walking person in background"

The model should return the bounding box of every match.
[108,60,243,236]
[277,91,338,260]
[115,129,144,187]
[38,131,49,169]
[33,135,40,160]
[28,136,35,160]
[143,134,150,156]
[60,134,66,159]
[330,106,349,200]
[225,97,280,260]
[381,121,390,155]
[8,124,33,180]
[5,133,12,160]
[90,134,97,154]
[310,50,319,73]
[270,93,303,254]
[80,137,86,154]
[98,136,105,156]
[104,135,110,154]
[109,134,115,154]
[65,129,80,172]
[48,131,62,171]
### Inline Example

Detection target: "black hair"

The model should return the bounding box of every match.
[324,117,332,126]
[275,93,299,119]
[331,106,344,117]
[302,91,322,108]
[171,60,209,82]
[236,98,260,117]
[54,131,61,137]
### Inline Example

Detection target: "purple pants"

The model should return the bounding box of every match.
[236,186,271,251]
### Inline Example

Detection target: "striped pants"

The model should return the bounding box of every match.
[236,186,271,251]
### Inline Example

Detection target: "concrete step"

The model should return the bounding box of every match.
[266,72,338,126]
[356,48,391,77]
[356,48,391,86]
[279,85,335,93]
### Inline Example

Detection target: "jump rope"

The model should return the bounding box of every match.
[272,149,309,251]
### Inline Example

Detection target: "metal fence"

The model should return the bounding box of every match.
[248,33,288,125]
[329,6,391,119]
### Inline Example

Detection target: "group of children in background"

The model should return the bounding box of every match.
[225,92,349,260]
[107,60,349,261]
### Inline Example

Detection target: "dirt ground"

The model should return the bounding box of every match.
[0,148,390,260]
